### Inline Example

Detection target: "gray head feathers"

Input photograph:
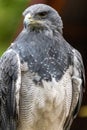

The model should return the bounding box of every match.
[23,4,63,34]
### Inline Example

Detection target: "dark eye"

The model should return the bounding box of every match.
[38,11,47,17]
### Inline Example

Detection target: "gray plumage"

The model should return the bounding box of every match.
[0,4,85,130]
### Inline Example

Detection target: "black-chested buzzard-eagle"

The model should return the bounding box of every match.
[0,4,85,130]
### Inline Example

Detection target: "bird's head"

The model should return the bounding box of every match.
[23,4,63,34]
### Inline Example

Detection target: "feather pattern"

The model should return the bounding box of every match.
[0,4,85,130]
[0,49,21,130]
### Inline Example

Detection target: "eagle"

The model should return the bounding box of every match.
[0,4,85,130]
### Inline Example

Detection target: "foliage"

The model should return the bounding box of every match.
[0,0,30,56]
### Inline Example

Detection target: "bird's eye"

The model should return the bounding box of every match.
[38,11,47,18]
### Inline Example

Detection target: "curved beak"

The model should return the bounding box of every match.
[24,13,43,27]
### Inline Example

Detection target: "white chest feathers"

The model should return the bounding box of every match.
[18,67,72,130]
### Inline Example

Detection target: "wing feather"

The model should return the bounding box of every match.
[64,49,85,130]
[0,49,21,130]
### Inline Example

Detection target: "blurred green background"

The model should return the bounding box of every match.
[0,0,30,56]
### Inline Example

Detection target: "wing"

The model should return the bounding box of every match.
[0,49,21,130]
[64,49,85,130]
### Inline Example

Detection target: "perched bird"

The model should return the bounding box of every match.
[0,4,85,130]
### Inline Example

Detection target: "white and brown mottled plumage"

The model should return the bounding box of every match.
[0,4,85,130]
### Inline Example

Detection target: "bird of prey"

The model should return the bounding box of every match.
[0,4,85,130]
